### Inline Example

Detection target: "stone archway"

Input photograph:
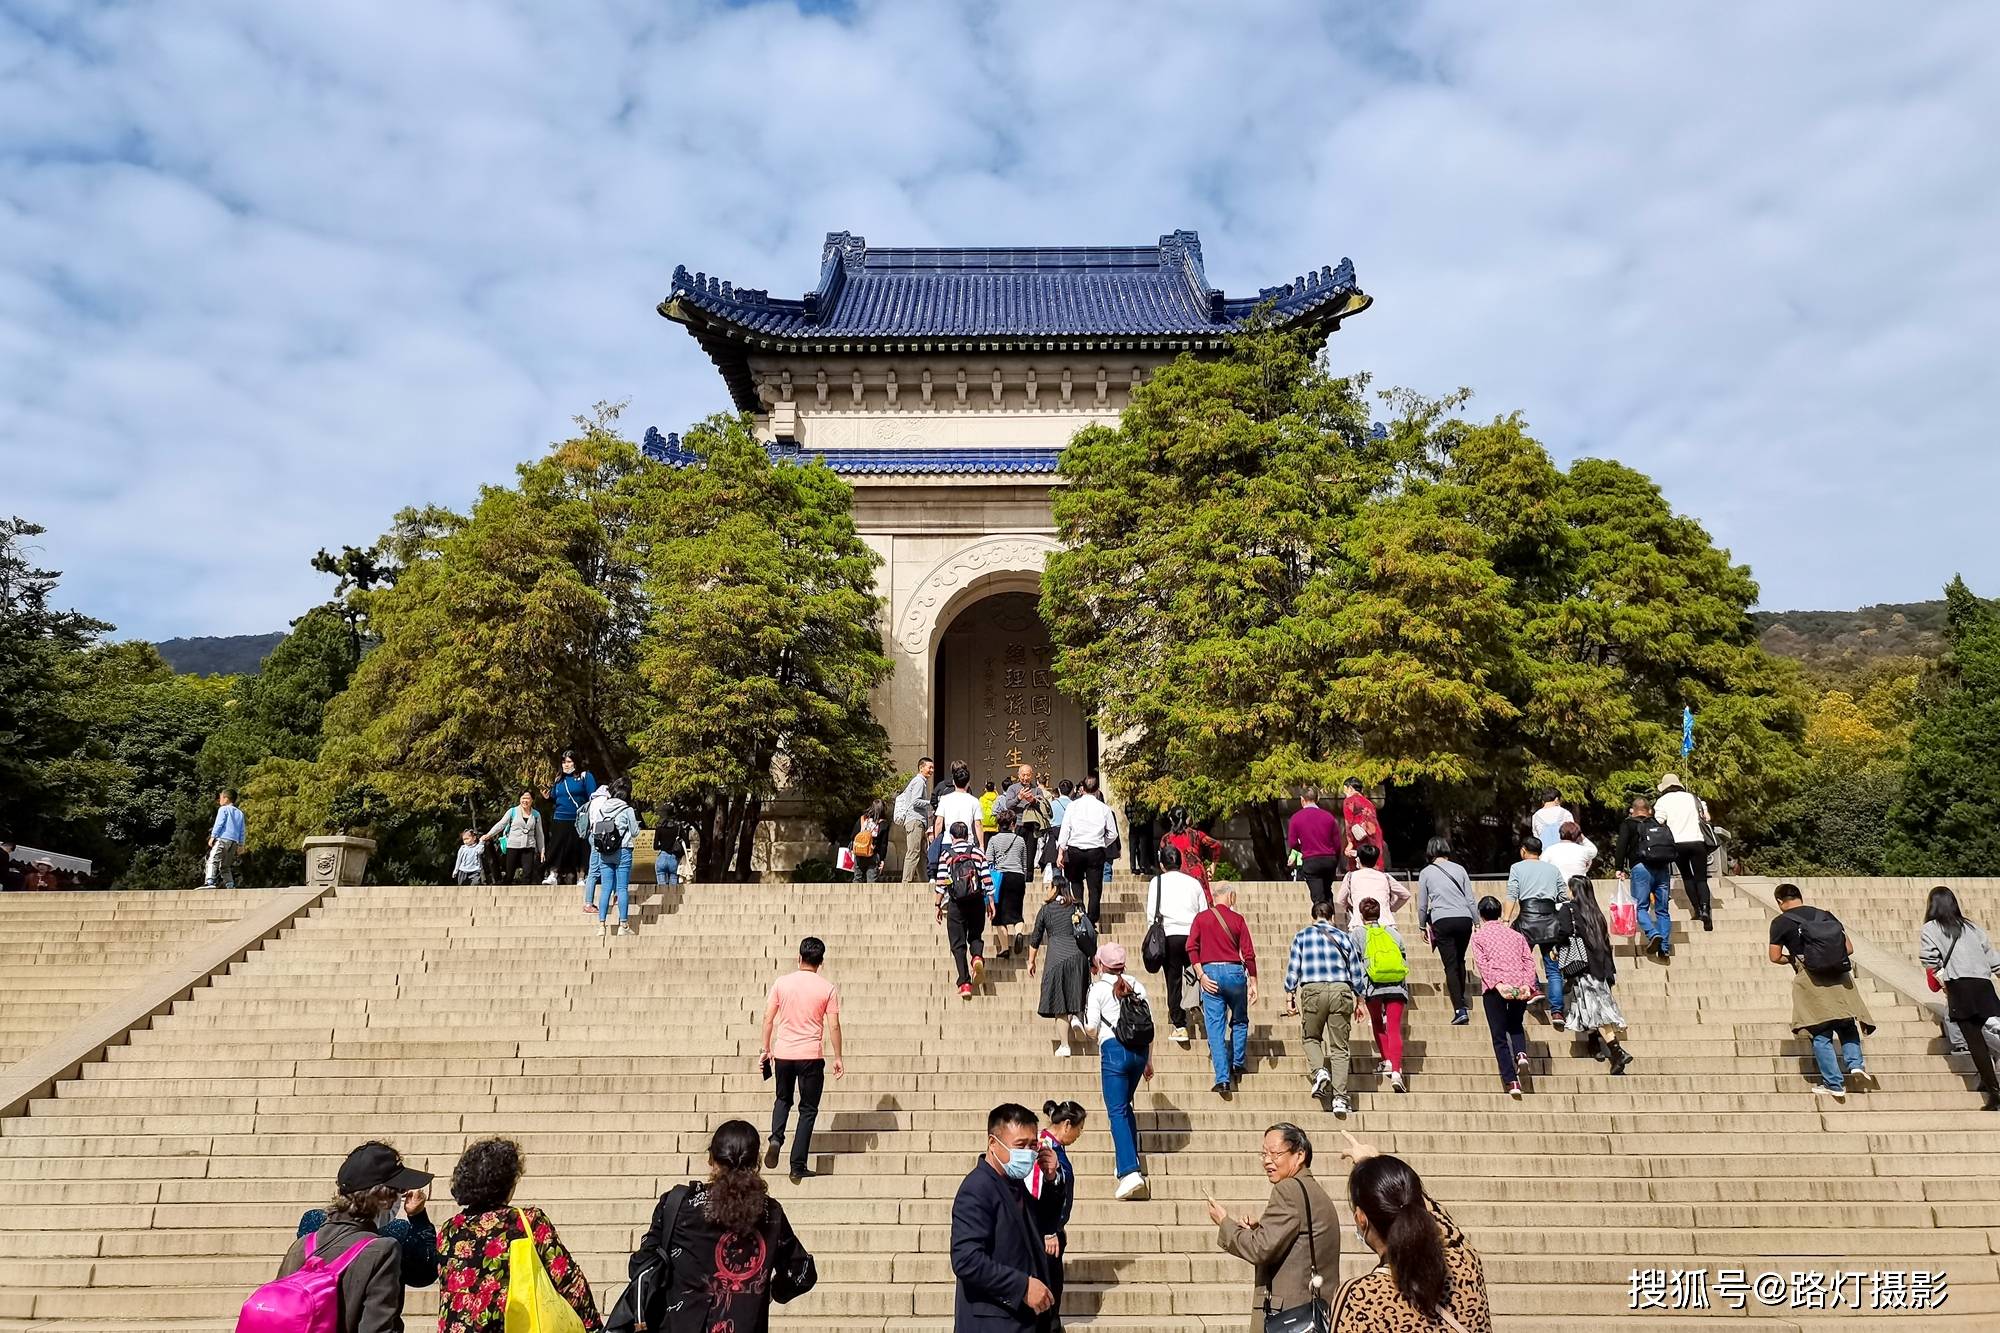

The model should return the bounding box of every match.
[933,591,1089,786]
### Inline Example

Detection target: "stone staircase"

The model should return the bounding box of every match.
[0,891,263,1070]
[1,873,1998,1330]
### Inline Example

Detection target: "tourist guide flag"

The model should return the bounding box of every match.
[1682,706,1695,757]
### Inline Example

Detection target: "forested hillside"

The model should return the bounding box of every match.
[154,633,285,676]
[1754,601,1945,675]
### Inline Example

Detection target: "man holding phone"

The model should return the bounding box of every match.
[761,936,844,1185]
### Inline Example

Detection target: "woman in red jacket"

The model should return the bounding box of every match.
[1158,808,1224,890]
[1341,779,1388,872]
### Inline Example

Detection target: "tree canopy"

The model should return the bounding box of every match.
[1884,577,2000,875]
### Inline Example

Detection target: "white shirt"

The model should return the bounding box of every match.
[1144,871,1208,937]
[936,789,986,842]
[1543,836,1597,883]
[1056,793,1116,851]
[1084,974,1149,1044]
[1531,805,1573,851]
[1654,789,1708,843]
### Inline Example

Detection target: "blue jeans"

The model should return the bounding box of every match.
[1810,1019,1864,1091]
[654,851,680,886]
[1632,862,1671,952]
[1540,945,1566,1014]
[1199,962,1250,1084]
[590,847,633,923]
[1100,1035,1147,1178]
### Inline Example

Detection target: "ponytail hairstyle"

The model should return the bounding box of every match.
[1043,1099,1087,1128]
[703,1119,770,1236]
[1349,1155,1448,1317]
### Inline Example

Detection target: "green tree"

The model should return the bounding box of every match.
[1042,331,1519,872]
[0,517,112,843]
[1885,577,2000,874]
[627,414,892,881]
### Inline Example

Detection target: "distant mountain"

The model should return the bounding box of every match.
[154,633,286,677]
[1753,601,1946,672]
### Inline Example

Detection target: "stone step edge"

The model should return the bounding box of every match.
[0,887,331,1122]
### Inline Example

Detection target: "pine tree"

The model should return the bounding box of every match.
[1885,577,2000,874]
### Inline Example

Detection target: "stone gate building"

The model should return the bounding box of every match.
[655,230,1369,868]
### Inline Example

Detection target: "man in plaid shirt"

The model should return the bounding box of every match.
[1282,898,1365,1117]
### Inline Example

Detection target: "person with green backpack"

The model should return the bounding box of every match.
[1356,897,1411,1094]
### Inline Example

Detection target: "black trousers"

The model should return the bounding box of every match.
[545,820,585,883]
[1945,977,2000,1094]
[770,1058,825,1172]
[1432,916,1474,1013]
[945,894,987,986]
[1066,848,1108,924]
[501,846,540,884]
[1163,935,1192,1029]
[1673,843,1712,919]
[1482,990,1529,1086]
[1301,855,1342,911]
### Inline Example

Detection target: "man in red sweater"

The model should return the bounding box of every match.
[1187,887,1257,1096]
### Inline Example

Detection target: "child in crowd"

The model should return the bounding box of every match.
[453,830,483,886]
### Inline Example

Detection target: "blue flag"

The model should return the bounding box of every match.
[1681,706,1695,757]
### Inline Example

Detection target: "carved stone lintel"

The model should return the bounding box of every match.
[896,535,1063,655]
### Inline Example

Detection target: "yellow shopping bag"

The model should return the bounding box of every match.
[504,1209,586,1333]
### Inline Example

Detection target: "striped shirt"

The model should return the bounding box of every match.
[1284,921,1363,993]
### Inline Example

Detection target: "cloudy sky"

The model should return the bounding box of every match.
[4,1,1995,641]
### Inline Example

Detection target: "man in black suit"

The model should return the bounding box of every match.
[951,1103,1060,1331]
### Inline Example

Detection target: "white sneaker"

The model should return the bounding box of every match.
[616,924,634,937]
[1114,1172,1148,1201]
[1055,1045,1071,1059]
[1328,1096,1350,1118]
[1377,1059,1393,1075]
[1389,1071,1406,1094]
[1815,1084,1847,1104]
[1845,1066,1874,1089]
[597,922,608,938]
[1309,1069,1331,1098]
[1172,1026,1190,1045]
[543,873,557,885]
[1070,1016,1087,1036]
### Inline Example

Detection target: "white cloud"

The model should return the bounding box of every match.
[2,0,1995,638]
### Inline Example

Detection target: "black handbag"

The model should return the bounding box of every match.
[1263,1179,1331,1333]
[1141,882,1167,973]
[606,1185,687,1333]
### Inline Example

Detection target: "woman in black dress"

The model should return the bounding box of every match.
[1027,879,1094,1058]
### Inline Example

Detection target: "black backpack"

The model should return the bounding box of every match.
[1791,908,1850,976]
[592,810,624,856]
[945,852,987,904]
[1636,817,1678,863]
[1112,984,1155,1049]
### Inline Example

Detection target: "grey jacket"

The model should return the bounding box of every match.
[277,1217,403,1332]
[486,805,544,852]
[1920,919,2000,982]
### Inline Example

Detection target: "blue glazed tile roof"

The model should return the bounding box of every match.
[663,230,1364,342]
[642,428,1062,477]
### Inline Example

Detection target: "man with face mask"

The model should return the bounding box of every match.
[950,1103,1061,1331]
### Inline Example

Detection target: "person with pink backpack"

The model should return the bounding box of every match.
[240,1142,429,1332]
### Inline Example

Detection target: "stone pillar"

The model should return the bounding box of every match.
[302,836,376,888]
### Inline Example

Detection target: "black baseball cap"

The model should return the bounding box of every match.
[336,1143,433,1194]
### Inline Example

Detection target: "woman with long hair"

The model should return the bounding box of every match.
[1919,886,2000,1111]
[1330,1139,1491,1331]
[1560,877,1635,1075]
[626,1120,816,1333]
[435,1138,599,1332]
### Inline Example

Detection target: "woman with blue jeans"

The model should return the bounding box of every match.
[1084,942,1153,1202]
[1188,887,1257,1095]
[584,778,639,938]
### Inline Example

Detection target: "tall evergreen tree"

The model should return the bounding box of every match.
[627,413,891,881]
[0,517,111,842]
[1885,577,2000,874]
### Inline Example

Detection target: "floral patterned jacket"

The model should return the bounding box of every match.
[436,1204,601,1333]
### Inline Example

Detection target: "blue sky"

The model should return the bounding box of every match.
[3,0,1996,640]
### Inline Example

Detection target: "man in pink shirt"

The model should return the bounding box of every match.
[761,936,845,1184]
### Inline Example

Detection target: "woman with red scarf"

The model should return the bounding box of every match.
[1158,808,1224,890]
[1342,778,1388,871]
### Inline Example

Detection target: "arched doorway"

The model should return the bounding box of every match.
[932,591,1090,787]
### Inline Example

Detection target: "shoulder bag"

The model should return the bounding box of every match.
[1926,930,1960,993]
[504,1209,586,1333]
[1141,879,1168,973]
[605,1185,689,1333]
[1263,1178,1330,1333]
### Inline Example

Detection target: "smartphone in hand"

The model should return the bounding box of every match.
[759,1054,773,1081]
